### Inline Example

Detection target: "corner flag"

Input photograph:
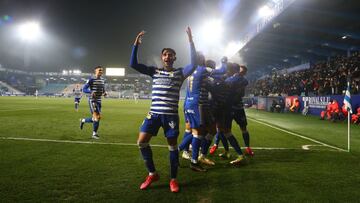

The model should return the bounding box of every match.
[343,82,352,114]
[344,81,352,152]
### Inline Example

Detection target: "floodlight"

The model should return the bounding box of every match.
[258,5,274,18]
[224,41,244,58]
[200,19,223,45]
[18,22,42,42]
[106,68,125,76]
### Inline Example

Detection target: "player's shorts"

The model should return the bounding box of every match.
[214,105,229,128]
[184,103,213,129]
[89,99,101,114]
[140,112,179,139]
[226,108,247,129]
[223,108,234,129]
[74,98,81,103]
[202,105,215,127]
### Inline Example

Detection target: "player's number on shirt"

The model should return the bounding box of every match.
[188,76,194,92]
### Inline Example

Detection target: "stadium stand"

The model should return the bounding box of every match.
[250,52,360,97]
[0,81,24,95]
[39,83,68,95]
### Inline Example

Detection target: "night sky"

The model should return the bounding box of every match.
[0,0,266,73]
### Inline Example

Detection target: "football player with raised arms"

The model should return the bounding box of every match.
[130,27,197,193]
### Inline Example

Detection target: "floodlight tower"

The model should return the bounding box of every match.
[17,21,42,68]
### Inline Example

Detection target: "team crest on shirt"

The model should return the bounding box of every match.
[146,112,152,119]
[169,71,174,77]
[169,121,176,129]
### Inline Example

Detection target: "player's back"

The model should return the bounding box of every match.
[185,66,208,107]
[226,74,248,110]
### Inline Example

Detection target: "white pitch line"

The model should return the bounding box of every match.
[248,117,347,152]
[0,136,299,150]
[0,107,55,112]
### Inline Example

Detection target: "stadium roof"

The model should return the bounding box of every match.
[239,0,360,76]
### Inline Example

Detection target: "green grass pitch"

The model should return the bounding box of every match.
[0,97,359,202]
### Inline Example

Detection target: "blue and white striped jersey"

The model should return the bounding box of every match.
[150,68,184,115]
[73,88,82,99]
[199,83,210,107]
[82,77,106,101]
[130,43,197,115]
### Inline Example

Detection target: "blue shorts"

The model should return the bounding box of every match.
[184,104,214,129]
[184,105,201,129]
[140,112,179,139]
[74,98,81,103]
[89,99,101,114]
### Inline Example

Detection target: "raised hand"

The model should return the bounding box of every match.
[134,30,146,45]
[186,26,193,43]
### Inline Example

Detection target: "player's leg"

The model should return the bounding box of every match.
[74,99,78,111]
[223,128,246,165]
[167,137,180,192]
[189,127,206,172]
[210,109,221,154]
[139,113,161,190]
[199,132,215,166]
[138,132,159,190]
[179,121,192,160]
[217,127,230,158]
[224,111,246,165]
[199,109,215,165]
[91,102,101,139]
[80,99,95,130]
[218,109,230,154]
[187,106,206,172]
[163,114,180,192]
[91,112,101,139]
[236,109,254,156]
[210,127,220,154]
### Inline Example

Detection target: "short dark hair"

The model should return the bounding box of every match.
[227,62,239,73]
[161,48,176,55]
[240,65,248,72]
[205,60,216,69]
[94,66,103,70]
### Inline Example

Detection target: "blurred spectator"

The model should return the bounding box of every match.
[251,52,360,96]
[320,101,332,120]
[290,98,300,113]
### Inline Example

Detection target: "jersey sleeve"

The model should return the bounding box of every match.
[210,62,227,76]
[130,45,156,76]
[82,79,91,94]
[182,42,197,78]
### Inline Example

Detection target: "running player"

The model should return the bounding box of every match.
[73,84,82,112]
[80,66,107,139]
[130,27,197,193]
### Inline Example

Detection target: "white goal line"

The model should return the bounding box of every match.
[247,117,347,152]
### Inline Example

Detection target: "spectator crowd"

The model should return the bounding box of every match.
[251,52,360,97]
